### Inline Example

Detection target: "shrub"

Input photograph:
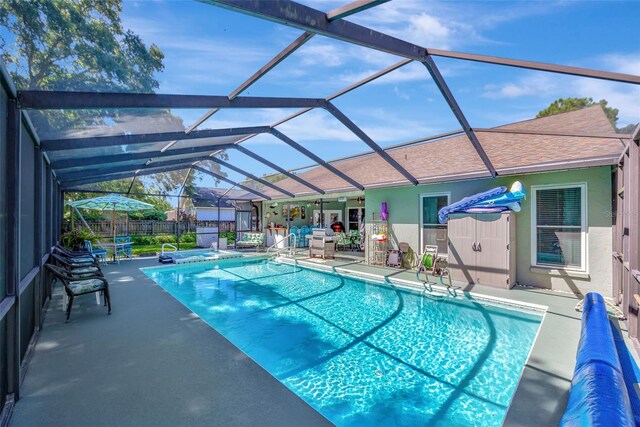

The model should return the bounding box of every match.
[220,231,236,243]
[132,235,156,245]
[155,234,177,244]
[180,232,196,243]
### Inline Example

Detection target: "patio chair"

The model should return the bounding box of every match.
[335,232,349,251]
[115,236,133,259]
[386,249,402,268]
[51,253,103,278]
[399,242,418,269]
[84,240,107,264]
[54,245,100,266]
[299,226,310,248]
[45,263,111,321]
[348,229,361,251]
[289,226,299,246]
[55,243,93,258]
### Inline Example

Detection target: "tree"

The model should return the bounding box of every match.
[617,123,638,135]
[536,97,619,128]
[1,0,226,193]
[0,0,163,92]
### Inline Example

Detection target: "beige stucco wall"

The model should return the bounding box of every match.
[364,166,614,296]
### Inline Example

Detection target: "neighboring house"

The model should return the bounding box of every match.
[191,188,257,248]
[164,206,196,221]
[260,106,626,295]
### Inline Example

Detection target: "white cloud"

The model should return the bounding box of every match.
[480,53,640,124]
[482,74,558,99]
[298,43,347,67]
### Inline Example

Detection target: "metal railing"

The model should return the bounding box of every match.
[267,233,297,256]
[161,243,177,256]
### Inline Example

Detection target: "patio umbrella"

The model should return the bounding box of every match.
[67,194,154,246]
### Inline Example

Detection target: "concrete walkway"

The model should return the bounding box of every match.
[10,257,331,427]
[10,254,635,426]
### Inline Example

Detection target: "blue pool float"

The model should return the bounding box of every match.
[438,186,507,223]
[438,182,526,223]
[475,181,526,207]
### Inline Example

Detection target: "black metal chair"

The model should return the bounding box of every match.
[45,263,111,322]
[51,252,103,277]
[53,246,101,267]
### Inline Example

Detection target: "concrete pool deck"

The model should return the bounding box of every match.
[10,254,635,426]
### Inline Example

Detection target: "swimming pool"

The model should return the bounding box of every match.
[143,259,543,426]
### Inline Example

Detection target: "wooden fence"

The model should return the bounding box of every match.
[66,220,236,237]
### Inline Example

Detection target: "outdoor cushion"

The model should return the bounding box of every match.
[69,256,96,264]
[69,279,106,295]
[71,266,100,275]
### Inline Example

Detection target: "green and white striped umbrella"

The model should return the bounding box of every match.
[67,194,154,211]
[67,194,154,246]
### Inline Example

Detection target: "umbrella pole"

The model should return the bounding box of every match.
[113,204,117,261]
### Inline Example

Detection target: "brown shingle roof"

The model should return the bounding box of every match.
[259,106,625,198]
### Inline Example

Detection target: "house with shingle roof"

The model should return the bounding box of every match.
[259,106,628,295]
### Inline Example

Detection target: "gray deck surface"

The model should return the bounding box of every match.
[10,256,332,427]
[10,254,635,427]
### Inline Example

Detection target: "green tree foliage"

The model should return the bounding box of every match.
[536,97,619,127]
[0,0,163,92]
[1,0,227,193]
[617,123,638,134]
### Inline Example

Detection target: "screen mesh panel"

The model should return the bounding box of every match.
[0,85,7,299]
[19,125,36,279]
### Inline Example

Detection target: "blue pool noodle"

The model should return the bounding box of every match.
[559,292,635,427]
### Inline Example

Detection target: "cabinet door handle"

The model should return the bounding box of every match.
[472,242,477,251]
[477,242,481,252]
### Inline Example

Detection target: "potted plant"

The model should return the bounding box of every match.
[61,228,96,251]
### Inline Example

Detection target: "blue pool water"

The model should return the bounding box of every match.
[143,260,542,426]
[168,249,218,259]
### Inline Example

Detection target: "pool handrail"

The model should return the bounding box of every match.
[161,243,177,256]
[267,232,297,256]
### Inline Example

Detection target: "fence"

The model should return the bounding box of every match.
[66,220,236,237]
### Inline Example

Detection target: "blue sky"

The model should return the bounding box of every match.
[4,1,638,193]
[113,0,640,190]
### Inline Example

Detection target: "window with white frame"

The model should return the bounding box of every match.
[532,184,586,270]
[420,193,449,255]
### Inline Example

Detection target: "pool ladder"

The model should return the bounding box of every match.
[161,243,177,256]
[266,233,297,256]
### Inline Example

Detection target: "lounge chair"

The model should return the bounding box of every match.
[45,263,111,321]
